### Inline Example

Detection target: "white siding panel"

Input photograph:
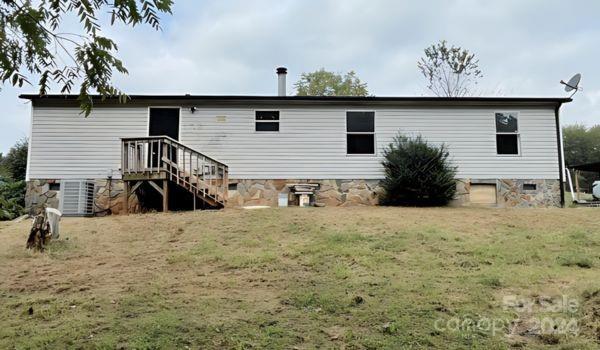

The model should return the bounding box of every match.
[179,107,560,179]
[28,107,148,179]
[28,105,560,180]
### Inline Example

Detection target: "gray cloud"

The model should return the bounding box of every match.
[1,0,599,152]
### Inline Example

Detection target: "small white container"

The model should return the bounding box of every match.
[299,194,310,207]
[278,193,289,207]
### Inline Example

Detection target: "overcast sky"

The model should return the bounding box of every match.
[1,0,599,153]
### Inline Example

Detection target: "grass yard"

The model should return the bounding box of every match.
[1,207,600,349]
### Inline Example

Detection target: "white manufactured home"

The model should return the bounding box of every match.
[21,70,570,215]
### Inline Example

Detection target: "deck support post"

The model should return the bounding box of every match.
[163,180,169,212]
[123,181,129,215]
[121,137,228,210]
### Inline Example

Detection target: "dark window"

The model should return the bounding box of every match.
[347,112,375,132]
[347,112,375,155]
[256,122,279,132]
[256,111,279,132]
[523,184,537,191]
[347,134,375,154]
[496,135,519,155]
[495,113,518,133]
[49,183,60,191]
[256,111,279,121]
[495,112,519,155]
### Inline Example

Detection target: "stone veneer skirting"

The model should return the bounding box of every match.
[498,179,561,208]
[25,179,60,215]
[453,178,561,208]
[25,178,561,215]
[93,179,140,214]
[26,179,139,215]
[228,178,561,208]
[227,179,382,208]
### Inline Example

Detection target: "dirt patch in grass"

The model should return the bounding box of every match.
[1,207,600,349]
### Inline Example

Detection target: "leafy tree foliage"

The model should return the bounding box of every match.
[294,69,369,96]
[0,0,173,115]
[380,134,457,206]
[418,40,483,97]
[563,124,600,166]
[0,138,28,220]
[0,180,25,220]
[2,137,28,181]
[563,124,600,189]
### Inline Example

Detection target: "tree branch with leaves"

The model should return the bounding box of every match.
[417,40,483,97]
[294,68,369,96]
[0,0,173,115]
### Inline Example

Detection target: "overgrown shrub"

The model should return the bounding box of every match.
[380,134,457,206]
[0,180,26,220]
[1,138,28,181]
[0,138,28,220]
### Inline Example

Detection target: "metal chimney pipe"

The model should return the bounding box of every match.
[276,67,287,96]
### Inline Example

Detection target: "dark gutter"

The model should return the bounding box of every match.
[555,105,565,207]
[18,93,572,104]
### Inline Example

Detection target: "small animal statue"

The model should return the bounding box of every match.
[26,209,51,251]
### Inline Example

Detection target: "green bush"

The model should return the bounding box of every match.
[0,138,28,220]
[380,134,457,206]
[1,138,28,181]
[0,180,26,220]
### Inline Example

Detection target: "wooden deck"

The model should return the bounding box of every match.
[121,136,229,212]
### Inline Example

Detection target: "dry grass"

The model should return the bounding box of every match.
[1,207,600,349]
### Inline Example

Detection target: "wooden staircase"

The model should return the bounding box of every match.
[121,136,228,211]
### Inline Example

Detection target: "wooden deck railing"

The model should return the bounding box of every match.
[121,136,228,206]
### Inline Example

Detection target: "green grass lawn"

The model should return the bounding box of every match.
[565,191,596,207]
[0,207,599,349]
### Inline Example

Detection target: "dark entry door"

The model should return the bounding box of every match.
[149,108,179,165]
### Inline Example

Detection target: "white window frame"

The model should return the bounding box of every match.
[495,111,521,156]
[255,110,280,133]
[346,110,376,156]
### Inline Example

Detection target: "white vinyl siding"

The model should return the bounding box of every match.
[28,107,148,180]
[27,105,560,181]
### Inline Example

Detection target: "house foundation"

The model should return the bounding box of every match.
[25,179,60,215]
[25,179,139,215]
[25,178,561,215]
[226,178,562,208]
[226,179,382,208]
[452,179,561,207]
[93,179,140,215]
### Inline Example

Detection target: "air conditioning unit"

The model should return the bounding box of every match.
[59,180,95,216]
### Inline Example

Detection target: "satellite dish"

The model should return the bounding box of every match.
[560,73,582,97]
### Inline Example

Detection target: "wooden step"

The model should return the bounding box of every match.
[122,136,228,208]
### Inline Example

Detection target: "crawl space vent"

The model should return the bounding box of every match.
[60,180,95,216]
